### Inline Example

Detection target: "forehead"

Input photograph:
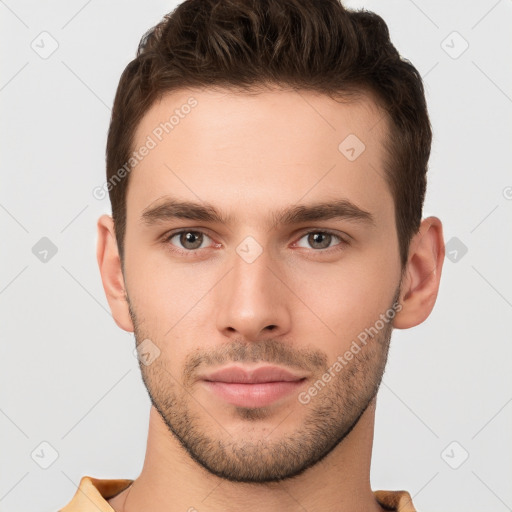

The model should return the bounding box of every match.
[126,86,393,227]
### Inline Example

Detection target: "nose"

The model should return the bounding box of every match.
[214,242,292,342]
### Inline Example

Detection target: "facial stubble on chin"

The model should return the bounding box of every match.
[126,288,398,484]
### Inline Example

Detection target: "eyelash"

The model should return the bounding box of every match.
[161,229,350,257]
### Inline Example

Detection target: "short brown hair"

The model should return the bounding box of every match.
[106,0,432,269]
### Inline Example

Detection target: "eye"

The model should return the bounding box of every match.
[295,230,348,252]
[164,230,214,253]
[161,228,349,258]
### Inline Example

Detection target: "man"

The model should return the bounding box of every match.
[60,0,444,510]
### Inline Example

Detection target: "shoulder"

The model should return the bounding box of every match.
[58,475,133,512]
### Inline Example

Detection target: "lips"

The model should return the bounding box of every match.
[202,365,306,384]
[200,365,307,408]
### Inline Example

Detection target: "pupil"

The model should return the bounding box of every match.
[183,232,201,249]
[311,232,329,248]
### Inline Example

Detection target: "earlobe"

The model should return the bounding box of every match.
[393,216,445,329]
[96,214,134,332]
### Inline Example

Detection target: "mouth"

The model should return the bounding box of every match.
[200,365,308,408]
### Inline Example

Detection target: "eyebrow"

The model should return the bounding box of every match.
[140,196,376,229]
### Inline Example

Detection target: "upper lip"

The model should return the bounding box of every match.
[201,365,307,384]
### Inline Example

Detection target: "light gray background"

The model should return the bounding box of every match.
[1,1,511,511]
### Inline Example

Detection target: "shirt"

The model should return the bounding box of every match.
[58,475,418,511]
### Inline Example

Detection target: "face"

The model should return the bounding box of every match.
[122,87,403,482]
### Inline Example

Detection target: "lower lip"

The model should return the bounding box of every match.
[202,380,305,408]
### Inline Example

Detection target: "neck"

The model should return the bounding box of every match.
[109,399,384,512]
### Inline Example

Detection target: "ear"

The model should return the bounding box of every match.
[96,214,134,332]
[393,216,445,329]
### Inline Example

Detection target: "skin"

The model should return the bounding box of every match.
[97,87,445,512]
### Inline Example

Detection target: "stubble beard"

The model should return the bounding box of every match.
[128,292,397,483]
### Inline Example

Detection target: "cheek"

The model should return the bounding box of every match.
[124,248,219,362]
[287,250,399,355]
[125,244,197,322]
